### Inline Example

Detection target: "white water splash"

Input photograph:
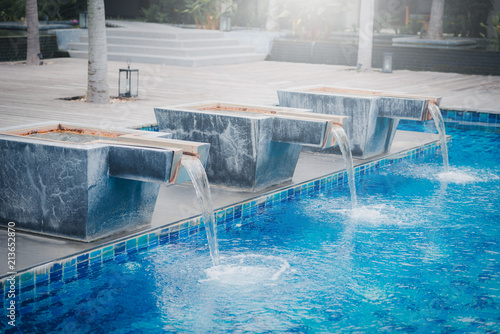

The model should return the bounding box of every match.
[201,254,291,285]
[437,171,479,184]
[349,205,390,223]
[329,203,417,226]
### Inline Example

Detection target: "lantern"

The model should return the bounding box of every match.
[118,61,139,98]
[382,52,393,73]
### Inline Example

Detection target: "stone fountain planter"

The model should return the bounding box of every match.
[155,102,346,191]
[278,86,441,159]
[0,122,210,242]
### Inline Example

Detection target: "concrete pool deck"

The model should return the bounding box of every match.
[0,58,499,277]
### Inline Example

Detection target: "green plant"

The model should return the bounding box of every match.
[0,0,25,21]
[38,0,86,21]
[0,0,86,22]
[233,0,267,28]
[480,12,500,51]
[182,0,233,30]
[140,0,188,24]
[399,20,423,35]
[444,0,494,37]
[141,4,170,23]
[278,0,350,41]
[373,9,402,34]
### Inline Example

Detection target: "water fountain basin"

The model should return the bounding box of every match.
[155,102,346,191]
[0,122,210,242]
[278,86,441,159]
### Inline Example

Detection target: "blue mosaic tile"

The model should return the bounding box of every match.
[148,232,159,247]
[234,205,242,219]
[90,250,102,259]
[140,125,159,132]
[169,231,179,242]
[102,246,114,261]
[89,257,102,266]
[159,228,170,244]
[77,260,89,271]
[189,227,199,236]
[137,235,148,249]
[179,228,189,240]
[479,113,489,123]
[114,242,126,255]
[126,239,137,254]
[77,254,89,264]
[242,209,251,218]
[265,197,273,207]
[63,263,76,274]
[225,207,234,220]
[20,272,34,287]
[49,270,62,283]
[35,271,49,285]
[242,201,251,211]
[63,258,76,269]
[216,211,225,223]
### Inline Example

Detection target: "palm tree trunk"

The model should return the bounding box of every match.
[357,0,375,71]
[26,0,40,65]
[87,0,109,104]
[428,0,445,40]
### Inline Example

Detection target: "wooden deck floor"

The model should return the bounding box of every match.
[1,58,499,129]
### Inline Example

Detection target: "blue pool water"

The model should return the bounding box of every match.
[4,121,500,333]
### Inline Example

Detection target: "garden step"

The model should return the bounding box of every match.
[68,23,263,67]
[67,43,255,57]
[68,50,266,67]
[79,35,240,48]
[105,28,225,40]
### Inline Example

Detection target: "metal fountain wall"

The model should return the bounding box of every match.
[155,102,346,192]
[0,122,210,242]
[278,86,441,159]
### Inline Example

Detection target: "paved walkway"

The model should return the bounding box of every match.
[1,58,499,130]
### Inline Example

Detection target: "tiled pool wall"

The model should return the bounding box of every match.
[1,108,497,302]
[440,109,500,124]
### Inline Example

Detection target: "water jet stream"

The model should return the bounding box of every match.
[332,127,357,209]
[181,158,220,266]
[429,103,449,173]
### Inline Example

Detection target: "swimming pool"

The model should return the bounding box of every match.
[2,119,499,333]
